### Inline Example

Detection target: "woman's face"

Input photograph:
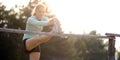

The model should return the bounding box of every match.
[35,6,45,20]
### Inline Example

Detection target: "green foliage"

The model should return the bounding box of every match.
[73,31,107,60]
[41,37,70,60]
[40,31,108,60]
[0,5,28,60]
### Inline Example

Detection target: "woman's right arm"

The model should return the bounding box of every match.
[28,17,55,27]
[28,18,49,26]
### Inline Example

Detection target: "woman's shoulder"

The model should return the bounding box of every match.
[26,16,36,23]
[28,16,36,20]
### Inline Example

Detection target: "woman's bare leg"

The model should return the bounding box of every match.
[25,24,62,51]
[25,35,52,51]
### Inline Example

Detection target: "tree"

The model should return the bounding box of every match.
[40,36,71,60]
[74,31,108,60]
[40,31,108,60]
[0,5,26,60]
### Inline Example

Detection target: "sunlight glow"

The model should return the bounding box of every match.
[45,0,120,50]
[45,0,120,35]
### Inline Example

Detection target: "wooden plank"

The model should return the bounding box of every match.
[106,33,120,37]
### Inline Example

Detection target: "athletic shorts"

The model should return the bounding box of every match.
[23,38,41,53]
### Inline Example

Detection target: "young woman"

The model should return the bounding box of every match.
[23,4,61,60]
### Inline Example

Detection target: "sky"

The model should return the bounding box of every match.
[1,0,120,50]
[45,0,120,34]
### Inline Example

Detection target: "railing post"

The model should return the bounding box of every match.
[108,36,115,60]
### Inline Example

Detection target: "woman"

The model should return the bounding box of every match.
[23,4,61,60]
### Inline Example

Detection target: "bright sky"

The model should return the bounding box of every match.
[1,0,120,50]
[45,0,120,34]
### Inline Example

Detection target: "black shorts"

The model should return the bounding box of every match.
[23,38,41,53]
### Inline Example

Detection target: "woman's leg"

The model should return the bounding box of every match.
[25,35,52,51]
[30,52,40,60]
[25,26,57,51]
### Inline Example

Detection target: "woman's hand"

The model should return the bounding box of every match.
[47,17,60,26]
[47,19,54,26]
[47,17,62,33]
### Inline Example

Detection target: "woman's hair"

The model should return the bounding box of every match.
[31,4,46,16]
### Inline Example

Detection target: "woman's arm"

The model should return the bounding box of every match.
[28,16,55,27]
[28,18,49,26]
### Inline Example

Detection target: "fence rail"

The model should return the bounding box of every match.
[106,33,120,37]
[0,28,108,38]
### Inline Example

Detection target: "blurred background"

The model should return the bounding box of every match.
[0,0,120,60]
